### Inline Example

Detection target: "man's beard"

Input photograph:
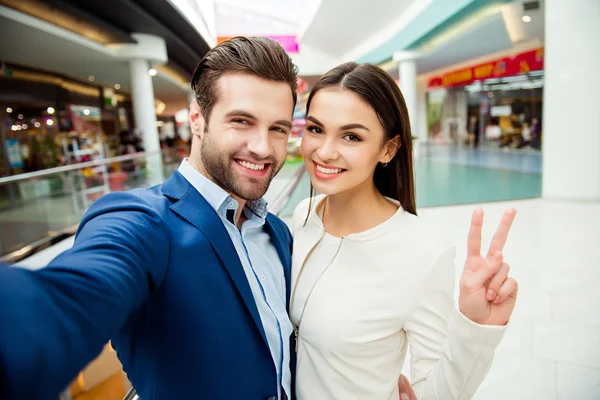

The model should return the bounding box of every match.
[199,135,283,201]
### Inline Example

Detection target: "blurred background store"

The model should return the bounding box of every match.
[1,0,599,399]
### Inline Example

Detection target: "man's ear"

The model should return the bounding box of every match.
[189,99,206,138]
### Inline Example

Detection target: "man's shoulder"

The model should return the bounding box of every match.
[80,185,175,231]
[92,186,166,210]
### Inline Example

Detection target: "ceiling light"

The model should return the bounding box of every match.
[47,107,55,114]
[83,109,90,116]
[522,15,532,23]
[46,119,54,126]
[88,75,95,81]
[114,83,121,90]
[34,122,41,128]
[17,114,24,120]
[148,69,158,76]
[6,107,12,113]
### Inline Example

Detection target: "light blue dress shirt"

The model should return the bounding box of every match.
[178,159,292,399]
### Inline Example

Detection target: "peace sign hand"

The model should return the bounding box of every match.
[459,208,518,326]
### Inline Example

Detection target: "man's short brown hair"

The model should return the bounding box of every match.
[191,36,299,123]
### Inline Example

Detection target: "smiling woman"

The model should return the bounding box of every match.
[302,62,415,216]
[290,61,519,400]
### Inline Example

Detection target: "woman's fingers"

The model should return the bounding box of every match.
[487,209,516,257]
[486,262,510,301]
[494,277,519,304]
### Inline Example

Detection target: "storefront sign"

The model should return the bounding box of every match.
[428,48,544,89]
[217,35,299,53]
[5,139,23,168]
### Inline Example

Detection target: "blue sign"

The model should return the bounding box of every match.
[6,139,23,168]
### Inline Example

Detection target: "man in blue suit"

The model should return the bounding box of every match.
[0,37,297,400]
[0,37,415,400]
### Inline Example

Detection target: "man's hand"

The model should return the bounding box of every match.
[398,374,416,400]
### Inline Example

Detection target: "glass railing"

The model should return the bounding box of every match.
[0,152,178,262]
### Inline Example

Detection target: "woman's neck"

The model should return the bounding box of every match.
[321,181,398,237]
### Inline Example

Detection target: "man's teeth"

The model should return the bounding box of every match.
[316,164,343,174]
[238,160,266,171]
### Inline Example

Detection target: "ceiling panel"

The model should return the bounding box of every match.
[0,14,189,115]
[416,12,514,74]
[300,0,420,59]
[214,0,306,36]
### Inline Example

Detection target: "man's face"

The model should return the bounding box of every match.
[189,73,294,201]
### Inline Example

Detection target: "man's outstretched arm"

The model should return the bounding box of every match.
[0,191,170,399]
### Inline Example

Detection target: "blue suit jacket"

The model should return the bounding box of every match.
[0,171,295,399]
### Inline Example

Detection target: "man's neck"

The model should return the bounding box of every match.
[188,157,247,228]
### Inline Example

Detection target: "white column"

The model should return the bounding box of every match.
[542,0,600,201]
[399,59,417,133]
[130,58,164,184]
[394,51,421,159]
[112,33,168,185]
[416,78,429,143]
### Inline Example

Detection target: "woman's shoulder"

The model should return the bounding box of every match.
[292,195,325,225]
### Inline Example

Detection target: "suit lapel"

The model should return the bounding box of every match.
[264,215,292,309]
[163,172,269,348]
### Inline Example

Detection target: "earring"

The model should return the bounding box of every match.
[382,162,388,168]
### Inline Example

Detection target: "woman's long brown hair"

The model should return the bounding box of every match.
[303,62,417,224]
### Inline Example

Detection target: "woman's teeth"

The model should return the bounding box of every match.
[316,164,343,174]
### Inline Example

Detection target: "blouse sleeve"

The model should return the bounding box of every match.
[404,246,506,399]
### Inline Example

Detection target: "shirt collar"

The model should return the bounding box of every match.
[178,159,269,221]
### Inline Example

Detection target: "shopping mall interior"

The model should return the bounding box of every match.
[0,0,598,399]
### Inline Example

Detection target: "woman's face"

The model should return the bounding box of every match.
[301,87,395,196]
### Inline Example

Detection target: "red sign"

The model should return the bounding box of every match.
[428,47,544,89]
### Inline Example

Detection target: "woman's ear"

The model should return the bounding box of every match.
[381,135,401,164]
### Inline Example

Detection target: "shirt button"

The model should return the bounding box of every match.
[260,274,266,281]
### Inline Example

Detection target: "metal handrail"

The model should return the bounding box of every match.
[271,163,306,216]
[123,387,139,400]
[0,224,79,264]
[0,151,159,185]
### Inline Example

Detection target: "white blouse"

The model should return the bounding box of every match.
[290,231,342,327]
[291,196,506,400]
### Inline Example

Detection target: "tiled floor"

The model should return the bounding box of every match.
[413,199,600,399]
[424,144,543,174]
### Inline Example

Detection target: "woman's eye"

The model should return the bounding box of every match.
[307,126,323,134]
[343,134,362,142]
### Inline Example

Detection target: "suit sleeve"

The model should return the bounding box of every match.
[0,190,170,399]
[404,246,506,399]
